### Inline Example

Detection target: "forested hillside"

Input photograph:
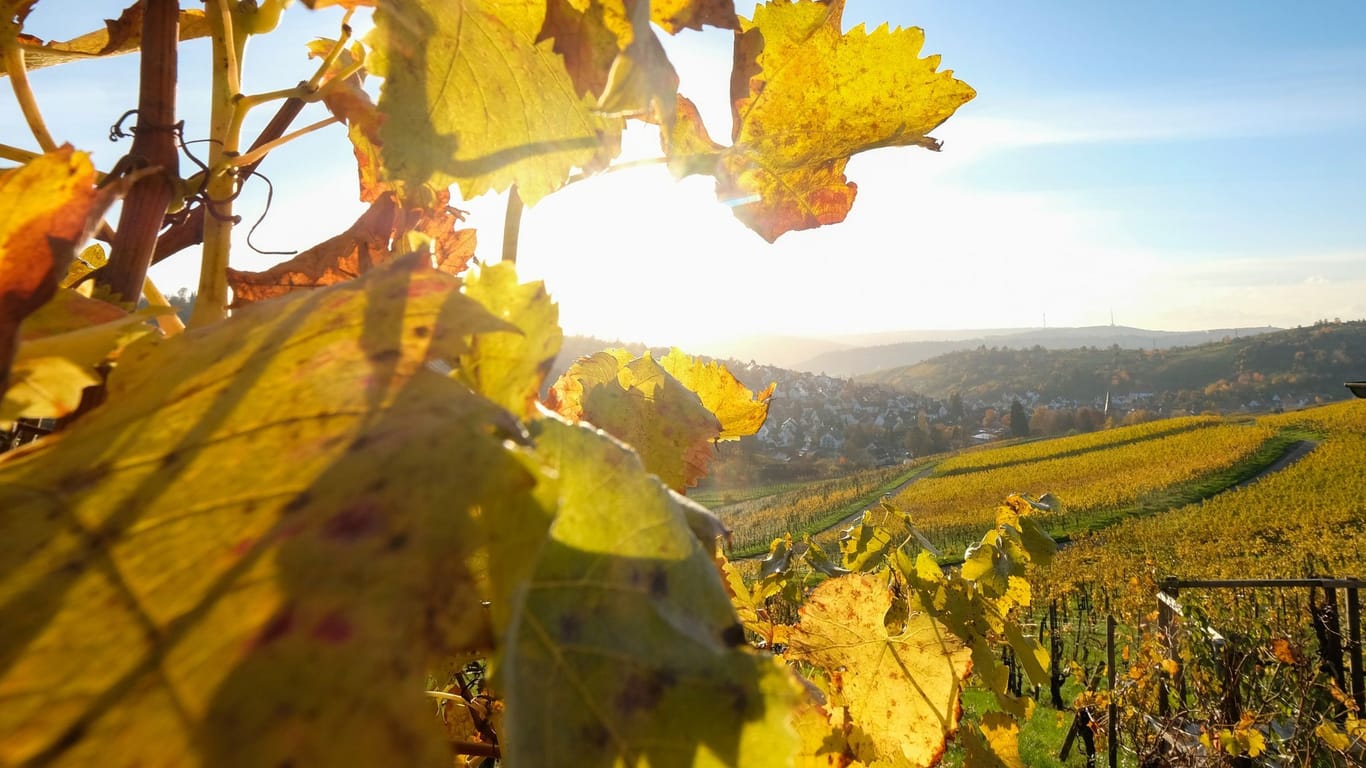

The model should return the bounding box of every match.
[861,320,1365,413]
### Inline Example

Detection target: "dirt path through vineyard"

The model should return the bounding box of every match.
[1233,439,1318,489]
[809,437,1320,545]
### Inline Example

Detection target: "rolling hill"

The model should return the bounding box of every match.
[858,320,1366,411]
[796,325,1281,377]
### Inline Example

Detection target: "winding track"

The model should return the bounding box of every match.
[807,435,1322,544]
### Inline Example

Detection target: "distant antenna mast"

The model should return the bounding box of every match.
[1110,309,1115,327]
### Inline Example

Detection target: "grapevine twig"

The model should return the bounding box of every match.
[0,141,41,165]
[228,116,340,168]
[142,276,186,337]
[502,184,524,264]
[2,45,59,151]
[192,0,248,326]
[95,0,180,305]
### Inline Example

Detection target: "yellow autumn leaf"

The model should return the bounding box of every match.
[371,0,619,204]
[717,0,975,241]
[499,416,801,766]
[0,257,531,767]
[792,695,857,768]
[0,147,99,394]
[546,349,772,490]
[1316,721,1351,752]
[458,262,563,419]
[786,573,970,767]
[1,291,171,421]
[961,712,1026,768]
[657,347,775,439]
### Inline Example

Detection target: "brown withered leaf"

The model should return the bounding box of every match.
[226,194,475,307]
[4,3,212,75]
[651,0,738,33]
[539,0,678,121]
[306,38,388,202]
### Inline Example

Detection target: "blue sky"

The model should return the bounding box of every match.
[6,1,1364,349]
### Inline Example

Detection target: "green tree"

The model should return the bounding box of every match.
[1009,399,1030,437]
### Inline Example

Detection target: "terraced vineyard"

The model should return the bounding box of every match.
[836,420,1283,555]
[932,414,1222,476]
[1042,400,1366,611]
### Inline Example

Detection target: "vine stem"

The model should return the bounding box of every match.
[96,0,180,305]
[192,0,248,327]
[501,185,524,264]
[3,46,59,151]
[228,116,339,168]
[142,276,186,336]
[0,142,41,165]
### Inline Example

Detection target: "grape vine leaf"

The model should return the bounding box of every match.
[539,0,678,121]
[225,193,475,306]
[667,0,974,241]
[961,712,1026,768]
[0,147,100,397]
[456,262,563,419]
[547,349,723,490]
[499,416,801,766]
[60,243,107,288]
[0,257,532,766]
[651,0,738,33]
[1,291,169,422]
[658,94,725,177]
[786,573,971,767]
[371,0,619,204]
[305,38,388,202]
[657,347,775,439]
[1,3,211,75]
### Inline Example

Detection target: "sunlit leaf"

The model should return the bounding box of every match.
[717,0,975,240]
[792,695,858,768]
[651,0,738,34]
[2,4,211,75]
[0,147,99,396]
[457,262,562,418]
[546,349,727,490]
[539,0,678,121]
[499,416,800,766]
[60,243,107,289]
[1003,622,1049,688]
[305,37,389,202]
[371,0,619,204]
[0,257,529,766]
[658,94,724,177]
[1,293,170,421]
[961,712,1026,768]
[786,573,970,766]
[657,348,774,439]
[837,507,904,572]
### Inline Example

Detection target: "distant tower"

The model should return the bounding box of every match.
[1110,309,1115,327]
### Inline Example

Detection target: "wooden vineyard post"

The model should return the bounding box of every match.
[1348,584,1365,716]
[1157,576,1178,718]
[1107,613,1118,768]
